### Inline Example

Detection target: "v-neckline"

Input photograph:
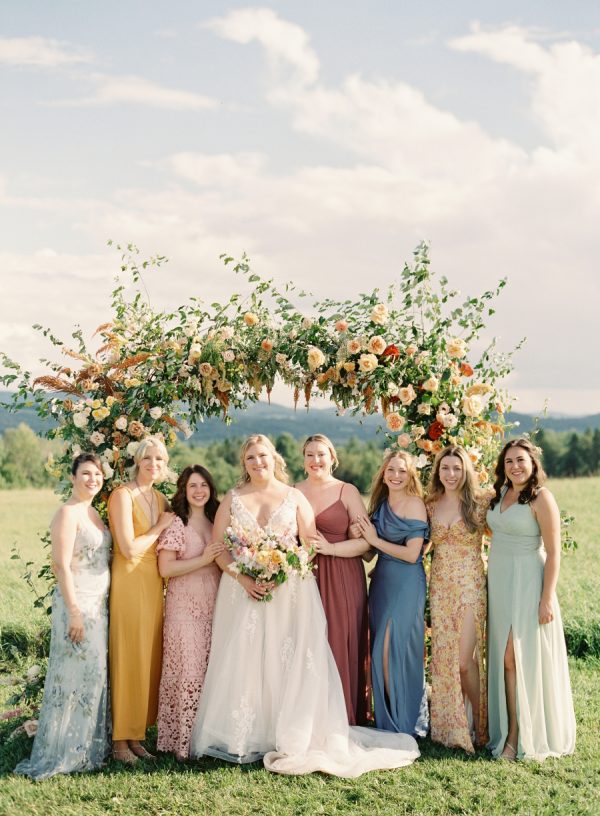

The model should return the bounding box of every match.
[234,490,291,529]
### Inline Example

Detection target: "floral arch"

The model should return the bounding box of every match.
[1,242,516,502]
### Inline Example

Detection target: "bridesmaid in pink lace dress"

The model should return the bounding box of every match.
[156,465,224,760]
[295,435,372,725]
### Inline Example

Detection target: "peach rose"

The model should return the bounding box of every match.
[397,433,411,448]
[447,337,467,358]
[307,346,326,371]
[358,353,378,373]
[460,362,474,377]
[416,439,434,452]
[405,344,418,356]
[347,338,362,355]
[261,338,274,353]
[343,362,356,372]
[335,319,349,332]
[417,403,432,415]
[495,401,505,414]
[199,362,213,377]
[399,384,417,406]
[422,376,439,392]
[385,412,406,433]
[128,420,145,439]
[370,303,389,325]
[367,336,387,355]
[411,425,426,439]
[243,312,259,326]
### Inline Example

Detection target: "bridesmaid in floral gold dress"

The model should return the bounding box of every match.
[426,445,490,752]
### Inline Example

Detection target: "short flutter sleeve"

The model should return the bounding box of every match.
[157,515,186,556]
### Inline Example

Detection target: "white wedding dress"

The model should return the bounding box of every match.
[189,489,419,777]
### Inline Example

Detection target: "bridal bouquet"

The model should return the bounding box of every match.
[225,517,315,601]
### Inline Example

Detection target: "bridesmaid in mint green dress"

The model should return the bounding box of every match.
[487,439,575,761]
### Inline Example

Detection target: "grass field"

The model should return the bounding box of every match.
[0,481,599,815]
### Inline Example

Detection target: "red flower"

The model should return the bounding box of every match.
[428,420,445,440]
[382,344,400,358]
[460,362,474,377]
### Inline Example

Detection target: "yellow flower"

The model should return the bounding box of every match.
[466,382,494,397]
[244,312,259,326]
[92,406,110,420]
[370,303,389,325]
[106,396,117,408]
[358,353,378,373]
[124,377,141,388]
[347,338,362,355]
[385,412,406,432]
[307,346,326,371]
[462,395,484,417]
[343,362,356,372]
[92,399,102,409]
[447,337,467,358]
[367,336,387,355]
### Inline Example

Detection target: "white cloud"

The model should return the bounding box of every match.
[0,36,91,67]
[168,152,267,186]
[206,7,319,86]
[55,73,219,110]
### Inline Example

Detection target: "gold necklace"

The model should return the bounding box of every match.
[135,480,156,525]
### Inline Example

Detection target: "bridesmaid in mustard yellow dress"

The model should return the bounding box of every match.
[426,445,490,753]
[108,435,174,764]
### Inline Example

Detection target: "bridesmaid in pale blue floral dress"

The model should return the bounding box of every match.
[15,453,111,780]
[356,451,429,736]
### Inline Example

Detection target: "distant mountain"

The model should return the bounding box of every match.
[1,391,599,443]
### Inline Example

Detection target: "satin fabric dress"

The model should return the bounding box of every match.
[108,486,167,741]
[315,484,371,726]
[15,521,111,780]
[369,501,429,736]
[487,491,576,760]
[190,489,420,777]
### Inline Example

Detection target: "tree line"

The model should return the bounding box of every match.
[1,422,599,491]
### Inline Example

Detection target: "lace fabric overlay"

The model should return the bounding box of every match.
[157,517,221,757]
[15,523,111,780]
[190,490,420,777]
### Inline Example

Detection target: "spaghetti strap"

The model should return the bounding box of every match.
[339,483,345,500]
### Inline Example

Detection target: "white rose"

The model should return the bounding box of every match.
[220,326,234,340]
[89,431,105,447]
[126,441,141,457]
[102,449,115,463]
[72,412,88,429]
[415,454,429,469]
[102,462,114,479]
[115,415,128,431]
[149,407,163,420]
[222,349,235,363]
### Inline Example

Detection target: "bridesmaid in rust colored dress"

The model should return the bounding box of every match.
[425,445,490,753]
[296,434,371,725]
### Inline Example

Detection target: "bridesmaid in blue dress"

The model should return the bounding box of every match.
[15,453,111,780]
[356,450,429,736]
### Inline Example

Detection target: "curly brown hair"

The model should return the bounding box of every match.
[171,465,220,525]
[490,437,547,509]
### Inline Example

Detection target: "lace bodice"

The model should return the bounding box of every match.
[231,490,298,538]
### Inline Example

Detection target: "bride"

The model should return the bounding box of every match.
[189,434,419,777]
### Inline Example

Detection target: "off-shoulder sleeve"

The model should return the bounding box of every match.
[404,519,429,543]
[157,515,185,555]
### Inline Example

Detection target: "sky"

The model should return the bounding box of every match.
[1,1,599,416]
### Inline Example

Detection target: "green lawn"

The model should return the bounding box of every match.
[0,482,598,815]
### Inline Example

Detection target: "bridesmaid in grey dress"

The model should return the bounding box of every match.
[15,453,111,780]
[487,438,575,761]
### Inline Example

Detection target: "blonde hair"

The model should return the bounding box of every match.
[302,434,339,471]
[426,445,482,532]
[238,435,289,486]
[368,450,422,515]
[129,435,174,482]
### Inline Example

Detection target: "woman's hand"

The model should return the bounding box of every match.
[311,531,335,555]
[354,515,379,547]
[238,574,274,601]
[67,609,85,644]
[538,597,554,625]
[156,511,176,533]
[204,541,227,564]
[348,521,362,539]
